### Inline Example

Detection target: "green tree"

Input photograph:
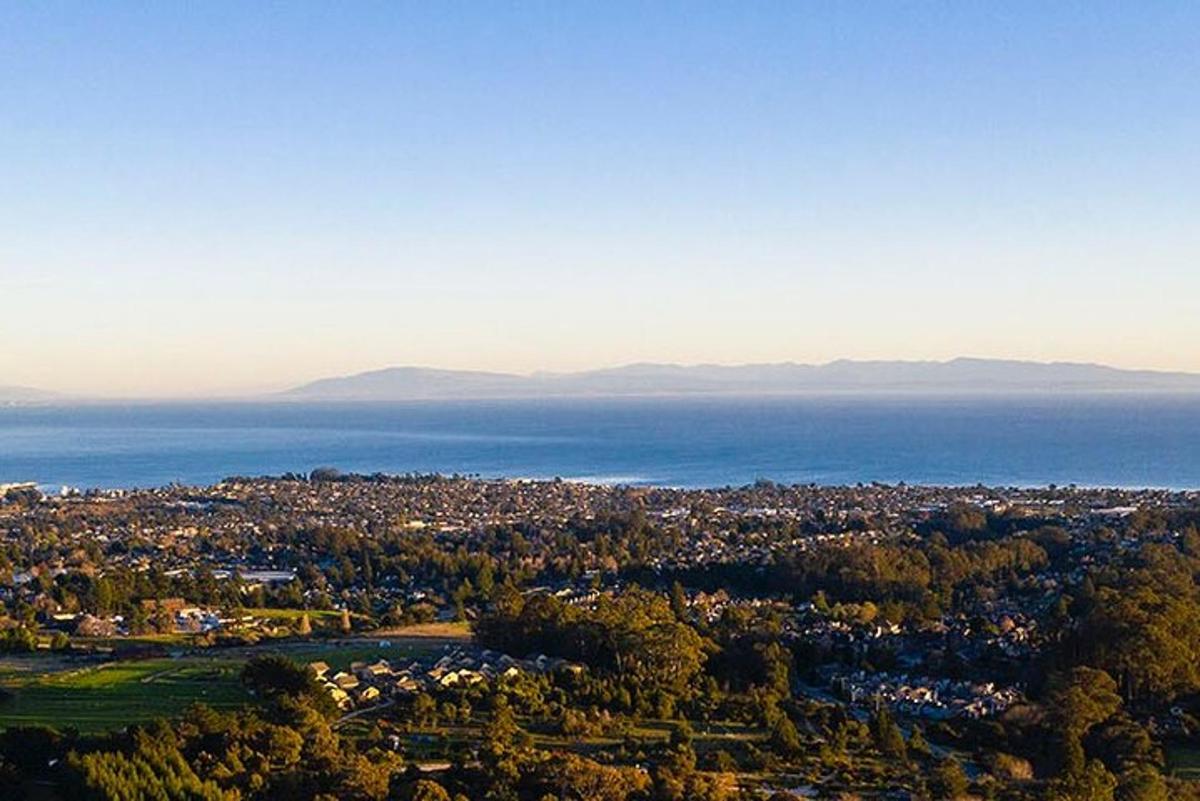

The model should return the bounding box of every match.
[1048,759,1118,801]
[769,714,803,757]
[929,756,969,800]
[869,706,907,762]
[241,655,337,718]
[1116,764,1169,801]
[532,753,649,801]
[480,698,527,801]
[68,729,238,801]
[1046,667,1122,777]
[402,779,451,801]
[1076,583,1200,701]
[907,725,932,760]
[670,581,688,621]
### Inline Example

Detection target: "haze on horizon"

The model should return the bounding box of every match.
[2,3,1199,398]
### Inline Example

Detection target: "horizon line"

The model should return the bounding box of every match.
[7,355,1200,403]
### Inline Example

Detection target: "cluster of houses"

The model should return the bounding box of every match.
[832,670,1023,720]
[45,599,226,638]
[309,647,583,711]
[45,598,301,640]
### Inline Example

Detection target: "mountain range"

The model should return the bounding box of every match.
[7,360,1200,403]
[281,358,1200,401]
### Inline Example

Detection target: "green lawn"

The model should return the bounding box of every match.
[0,658,250,732]
[1168,744,1200,781]
[0,637,448,734]
[71,632,194,648]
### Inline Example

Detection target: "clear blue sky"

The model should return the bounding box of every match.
[2,2,1198,396]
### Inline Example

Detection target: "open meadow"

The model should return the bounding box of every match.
[0,628,469,733]
[0,658,249,732]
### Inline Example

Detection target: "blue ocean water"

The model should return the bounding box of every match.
[1,395,1199,490]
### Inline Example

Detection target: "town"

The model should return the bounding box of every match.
[0,473,1198,800]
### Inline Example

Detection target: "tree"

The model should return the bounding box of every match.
[339,751,402,800]
[670,581,688,621]
[0,626,37,653]
[929,756,969,800]
[67,729,238,801]
[1074,583,1200,701]
[480,698,527,801]
[412,693,437,727]
[1048,759,1118,801]
[1048,668,1122,737]
[758,641,792,695]
[812,590,831,615]
[869,706,907,762]
[907,725,932,760]
[243,655,315,697]
[1116,765,1169,801]
[531,753,649,801]
[453,579,473,621]
[402,779,451,801]
[1046,667,1122,777]
[241,655,336,718]
[475,586,708,697]
[296,612,312,637]
[769,714,803,757]
[259,724,304,769]
[1089,715,1157,772]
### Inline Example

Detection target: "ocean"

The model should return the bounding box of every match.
[1,395,1199,491]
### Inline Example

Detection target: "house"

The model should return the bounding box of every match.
[326,685,352,709]
[393,674,421,693]
[331,671,360,690]
[358,659,393,680]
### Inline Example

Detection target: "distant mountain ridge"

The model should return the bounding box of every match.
[283,358,1200,400]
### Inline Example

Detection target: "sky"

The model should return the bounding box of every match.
[2,2,1198,397]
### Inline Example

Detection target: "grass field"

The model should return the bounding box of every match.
[370,622,471,639]
[0,630,463,733]
[0,658,250,732]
